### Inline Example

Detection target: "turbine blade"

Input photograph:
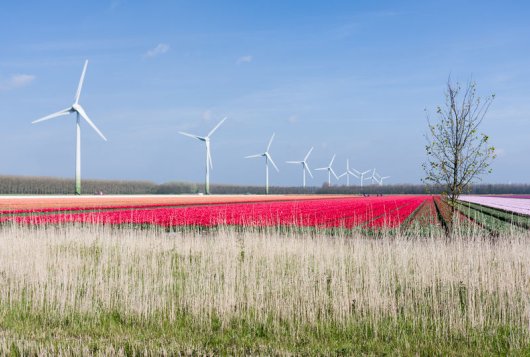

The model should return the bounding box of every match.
[305,164,313,178]
[330,168,339,180]
[32,108,71,124]
[338,172,347,178]
[286,161,302,164]
[314,167,327,171]
[245,154,262,159]
[207,116,227,137]
[266,132,275,151]
[75,60,88,104]
[179,131,203,140]
[267,153,279,172]
[329,154,336,166]
[304,147,314,161]
[75,105,107,141]
[348,170,360,178]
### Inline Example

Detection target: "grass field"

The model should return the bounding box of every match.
[0,223,529,355]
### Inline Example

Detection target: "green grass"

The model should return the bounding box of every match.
[2,305,529,355]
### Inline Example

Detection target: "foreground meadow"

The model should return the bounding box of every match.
[0,224,528,355]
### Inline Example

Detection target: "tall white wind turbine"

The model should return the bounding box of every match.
[32,60,107,195]
[337,159,359,186]
[245,133,279,194]
[179,117,227,195]
[315,154,339,186]
[286,147,313,188]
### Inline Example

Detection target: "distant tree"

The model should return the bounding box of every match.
[423,79,496,219]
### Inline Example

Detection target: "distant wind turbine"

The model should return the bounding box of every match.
[179,117,227,195]
[372,170,391,186]
[369,168,378,185]
[378,176,391,185]
[315,154,339,186]
[245,133,279,194]
[359,169,372,188]
[286,147,313,187]
[32,60,107,195]
[337,159,359,186]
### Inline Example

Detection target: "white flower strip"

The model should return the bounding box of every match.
[459,196,530,216]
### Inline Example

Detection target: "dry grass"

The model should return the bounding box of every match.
[0,224,529,354]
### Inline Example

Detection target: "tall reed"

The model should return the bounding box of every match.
[0,223,528,354]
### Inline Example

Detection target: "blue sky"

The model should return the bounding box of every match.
[1,1,529,186]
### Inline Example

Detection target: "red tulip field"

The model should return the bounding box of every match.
[0,194,437,230]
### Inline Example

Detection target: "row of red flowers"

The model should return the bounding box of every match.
[2,196,432,229]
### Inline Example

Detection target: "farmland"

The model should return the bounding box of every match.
[0,194,434,231]
[0,194,529,355]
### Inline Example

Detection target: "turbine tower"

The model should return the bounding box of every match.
[179,117,227,195]
[337,159,359,186]
[245,133,279,194]
[286,147,313,187]
[315,154,339,186]
[32,60,107,195]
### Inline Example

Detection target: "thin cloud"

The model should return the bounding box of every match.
[287,115,298,124]
[0,74,35,91]
[202,110,213,122]
[145,43,170,58]
[109,0,124,10]
[236,55,253,64]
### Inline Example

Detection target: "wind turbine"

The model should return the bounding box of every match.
[32,60,107,195]
[378,176,391,185]
[337,159,359,186]
[315,154,339,186]
[359,169,372,188]
[179,117,227,195]
[370,168,381,185]
[245,133,279,194]
[286,147,313,187]
[372,170,390,186]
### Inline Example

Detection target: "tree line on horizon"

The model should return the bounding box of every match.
[0,175,528,196]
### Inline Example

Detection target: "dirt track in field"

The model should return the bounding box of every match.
[0,194,353,212]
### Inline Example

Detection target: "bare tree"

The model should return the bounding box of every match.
[423,79,496,218]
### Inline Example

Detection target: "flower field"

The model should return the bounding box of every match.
[0,195,434,230]
[459,195,530,216]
